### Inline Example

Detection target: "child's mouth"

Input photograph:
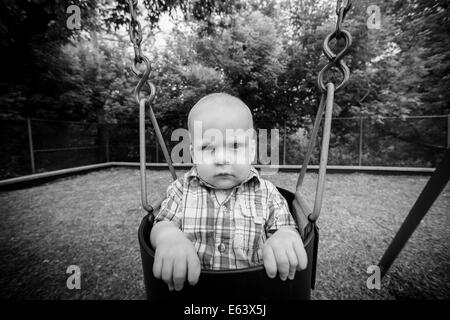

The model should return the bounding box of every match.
[215,173,233,177]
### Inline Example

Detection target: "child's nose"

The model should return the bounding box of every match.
[214,148,230,165]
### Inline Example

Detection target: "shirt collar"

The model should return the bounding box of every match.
[186,165,261,189]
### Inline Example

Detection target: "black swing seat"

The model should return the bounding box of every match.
[138,187,318,300]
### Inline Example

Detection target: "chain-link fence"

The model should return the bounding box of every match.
[283,115,448,167]
[0,119,102,179]
[1,116,448,179]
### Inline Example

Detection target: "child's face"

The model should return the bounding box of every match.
[189,100,255,190]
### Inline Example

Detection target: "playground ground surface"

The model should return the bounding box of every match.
[0,168,448,299]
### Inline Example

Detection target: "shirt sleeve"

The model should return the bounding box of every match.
[153,177,184,229]
[265,184,297,234]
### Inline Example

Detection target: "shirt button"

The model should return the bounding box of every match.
[218,243,226,253]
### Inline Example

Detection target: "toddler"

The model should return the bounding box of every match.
[151,93,307,291]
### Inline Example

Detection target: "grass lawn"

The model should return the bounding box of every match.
[0,168,449,299]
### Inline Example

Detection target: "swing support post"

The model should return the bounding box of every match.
[378,149,450,278]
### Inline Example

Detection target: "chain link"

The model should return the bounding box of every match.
[128,0,143,63]
[336,0,352,19]
[317,0,353,93]
[127,0,155,105]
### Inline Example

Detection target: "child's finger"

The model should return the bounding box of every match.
[173,257,187,291]
[163,260,175,291]
[187,254,201,285]
[153,251,163,279]
[262,245,277,279]
[286,246,298,280]
[161,256,174,285]
[273,248,289,281]
[293,240,308,270]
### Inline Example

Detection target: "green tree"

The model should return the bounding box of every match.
[195,11,286,126]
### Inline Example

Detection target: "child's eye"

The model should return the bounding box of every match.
[202,145,214,151]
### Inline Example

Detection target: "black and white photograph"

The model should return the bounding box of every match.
[0,0,449,306]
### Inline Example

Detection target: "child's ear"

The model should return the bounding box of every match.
[188,131,195,164]
[189,144,194,163]
[250,138,256,163]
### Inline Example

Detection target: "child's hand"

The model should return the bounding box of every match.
[262,227,307,281]
[152,224,201,291]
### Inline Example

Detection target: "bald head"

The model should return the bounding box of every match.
[188,93,253,134]
[188,93,256,184]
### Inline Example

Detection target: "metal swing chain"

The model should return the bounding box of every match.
[296,0,353,223]
[128,0,142,63]
[127,0,155,104]
[127,0,177,214]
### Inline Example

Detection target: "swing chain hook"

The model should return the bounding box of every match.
[127,0,156,105]
[317,0,352,93]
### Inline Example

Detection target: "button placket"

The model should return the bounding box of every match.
[217,194,234,256]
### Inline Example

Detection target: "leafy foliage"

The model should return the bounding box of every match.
[0,0,448,168]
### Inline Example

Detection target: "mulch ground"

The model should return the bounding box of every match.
[0,168,448,299]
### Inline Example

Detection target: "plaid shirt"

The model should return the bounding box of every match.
[154,166,296,270]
